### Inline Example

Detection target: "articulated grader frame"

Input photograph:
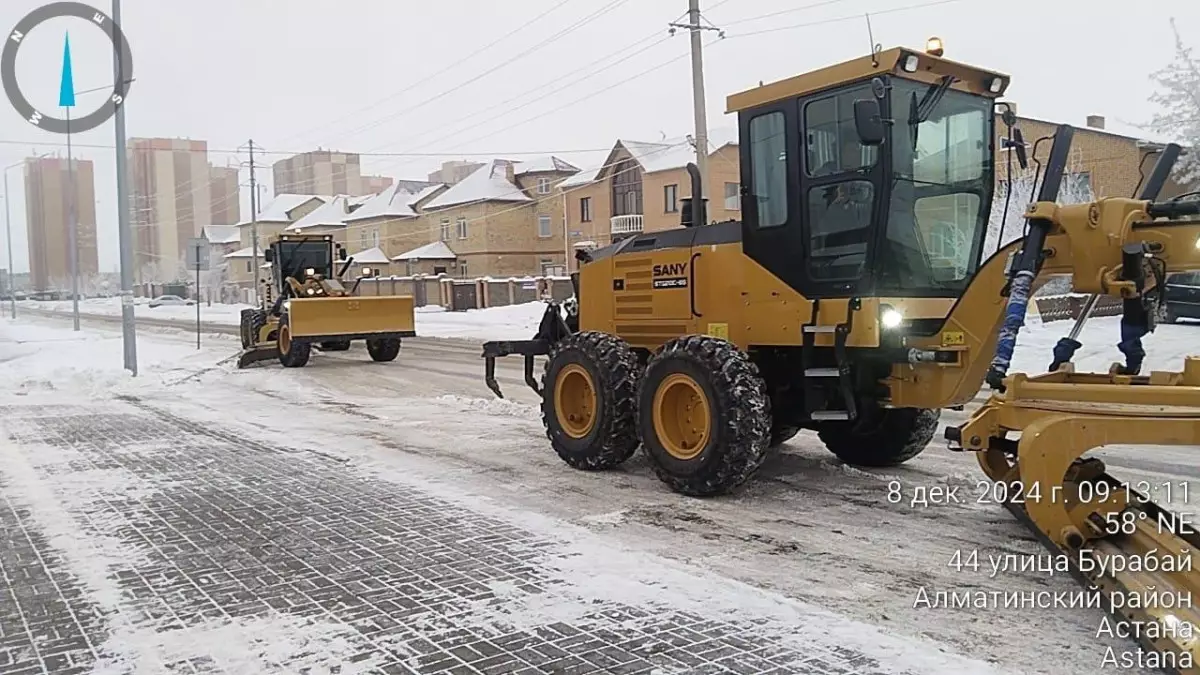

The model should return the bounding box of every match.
[237,234,415,368]
[481,45,1200,670]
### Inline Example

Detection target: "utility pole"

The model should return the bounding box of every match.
[670,1,722,211]
[247,140,260,306]
[113,0,137,374]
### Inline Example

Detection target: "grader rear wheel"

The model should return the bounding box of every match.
[541,331,641,470]
[638,335,771,497]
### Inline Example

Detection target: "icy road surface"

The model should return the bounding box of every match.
[3,310,1198,675]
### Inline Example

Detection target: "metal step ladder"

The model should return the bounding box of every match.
[800,298,861,422]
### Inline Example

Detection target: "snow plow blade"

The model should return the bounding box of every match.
[949,365,1200,673]
[236,344,280,368]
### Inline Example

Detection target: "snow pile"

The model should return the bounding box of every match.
[433,393,541,420]
[0,318,236,398]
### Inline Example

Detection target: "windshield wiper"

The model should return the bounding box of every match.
[908,75,957,149]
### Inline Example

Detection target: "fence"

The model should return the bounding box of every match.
[353,274,575,311]
[1032,294,1124,323]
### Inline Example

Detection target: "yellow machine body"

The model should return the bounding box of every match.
[480,42,1200,672]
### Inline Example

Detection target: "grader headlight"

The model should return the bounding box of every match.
[880,305,904,330]
[925,36,944,57]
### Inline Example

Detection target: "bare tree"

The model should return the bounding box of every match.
[1146,19,1200,185]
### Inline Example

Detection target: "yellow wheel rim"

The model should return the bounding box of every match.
[653,373,711,460]
[279,323,291,353]
[554,364,597,439]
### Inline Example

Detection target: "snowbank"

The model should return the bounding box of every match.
[0,318,234,398]
[20,297,548,341]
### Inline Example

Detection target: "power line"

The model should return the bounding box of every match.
[724,0,968,39]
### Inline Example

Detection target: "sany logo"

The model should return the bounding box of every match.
[652,262,687,277]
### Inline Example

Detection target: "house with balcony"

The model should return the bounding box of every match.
[560,129,741,259]
[415,156,579,277]
[342,180,445,262]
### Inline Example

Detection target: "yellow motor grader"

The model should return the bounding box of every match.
[237,233,415,368]
[482,43,1200,670]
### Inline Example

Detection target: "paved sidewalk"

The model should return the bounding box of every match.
[0,397,983,675]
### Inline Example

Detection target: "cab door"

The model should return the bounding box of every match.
[738,101,803,292]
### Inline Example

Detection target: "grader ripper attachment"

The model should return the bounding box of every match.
[481,42,1200,670]
[237,233,415,368]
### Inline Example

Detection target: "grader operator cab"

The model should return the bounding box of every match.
[482,43,1200,668]
[237,233,416,368]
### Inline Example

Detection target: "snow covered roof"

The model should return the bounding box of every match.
[559,165,602,189]
[202,225,239,244]
[393,240,457,261]
[408,183,444,207]
[344,181,444,222]
[238,194,327,226]
[224,246,255,259]
[422,160,532,210]
[514,155,579,175]
[346,246,391,264]
[349,194,375,207]
[286,195,355,231]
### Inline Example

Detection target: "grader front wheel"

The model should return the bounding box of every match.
[277,315,311,368]
[540,331,641,470]
[818,407,939,467]
[638,336,771,497]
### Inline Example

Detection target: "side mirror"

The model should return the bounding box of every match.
[853,99,885,146]
[263,248,274,263]
[337,246,348,261]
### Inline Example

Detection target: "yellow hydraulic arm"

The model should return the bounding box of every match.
[889,128,1200,672]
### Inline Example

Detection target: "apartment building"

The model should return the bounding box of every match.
[225,194,327,286]
[342,180,444,262]
[428,160,485,186]
[208,165,241,226]
[272,150,373,196]
[416,156,579,277]
[128,137,218,283]
[362,174,394,196]
[561,131,741,256]
[23,156,99,292]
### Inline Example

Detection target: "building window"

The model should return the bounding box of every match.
[724,182,740,210]
[540,259,557,276]
[459,261,468,278]
[406,260,415,276]
[245,260,252,273]
[538,215,552,238]
[580,197,592,222]
[537,177,551,194]
[440,218,451,241]
[664,184,678,213]
[371,229,380,248]
[457,216,468,239]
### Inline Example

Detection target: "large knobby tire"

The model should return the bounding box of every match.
[541,331,641,471]
[818,407,940,467]
[277,315,311,368]
[366,338,401,362]
[239,309,254,348]
[638,335,771,497]
[248,310,268,347]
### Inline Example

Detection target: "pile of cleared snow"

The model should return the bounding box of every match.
[0,319,234,398]
[1006,315,1198,375]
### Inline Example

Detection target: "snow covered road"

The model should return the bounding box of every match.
[2,312,1197,674]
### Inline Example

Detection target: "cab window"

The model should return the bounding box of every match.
[748,111,788,228]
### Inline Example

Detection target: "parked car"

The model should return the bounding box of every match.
[1161,271,1200,323]
[148,294,195,308]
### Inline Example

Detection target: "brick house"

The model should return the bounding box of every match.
[342,181,445,262]
[416,156,579,278]
[226,194,327,287]
[283,194,373,243]
[998,111,1194,199]
[561,130,741,260]
[393,241,458,276]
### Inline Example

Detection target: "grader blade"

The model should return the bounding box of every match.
[236,344,280,369]
[951,363,1200,673]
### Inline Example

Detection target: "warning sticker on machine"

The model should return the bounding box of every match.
[652,277,688,289]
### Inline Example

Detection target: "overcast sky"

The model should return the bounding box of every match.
[1,0,1196,273]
